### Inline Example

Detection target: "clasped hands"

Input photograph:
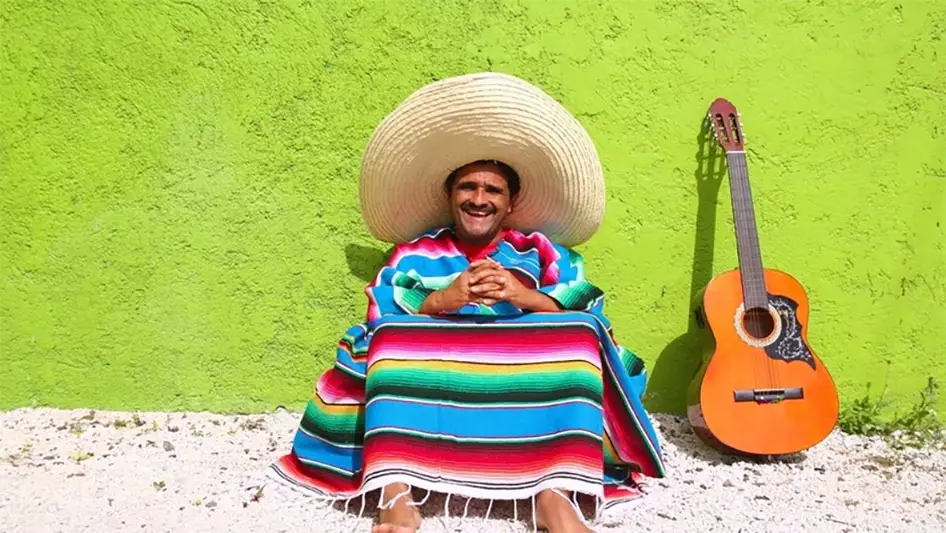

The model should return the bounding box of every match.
[420,259,559,314]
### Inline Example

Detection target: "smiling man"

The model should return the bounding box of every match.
[271,73,666,533]
[418,160,561,315]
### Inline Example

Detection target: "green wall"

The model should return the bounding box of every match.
[2,0,944,416]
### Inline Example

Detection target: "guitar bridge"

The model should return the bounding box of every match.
[733,387,804,404]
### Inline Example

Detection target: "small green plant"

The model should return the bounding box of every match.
[70,449,91,462]
[839,366,942,448]
[838,382,890,436]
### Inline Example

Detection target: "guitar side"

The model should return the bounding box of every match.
[685,279,739,455]
[686,268,840,456]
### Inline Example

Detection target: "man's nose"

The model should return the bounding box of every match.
[471,188,488,205]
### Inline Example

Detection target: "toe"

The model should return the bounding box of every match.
[372,525,415,533]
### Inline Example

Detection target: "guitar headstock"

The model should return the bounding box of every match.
[707,98,745,152]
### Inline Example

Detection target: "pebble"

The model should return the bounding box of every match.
[0,408,944,532]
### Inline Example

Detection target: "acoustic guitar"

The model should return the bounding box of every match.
[686,98,839,456]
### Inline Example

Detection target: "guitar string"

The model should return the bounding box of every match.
[721,119,784,395]
[726,149,767,390]
[716,123,765,391]
[719,122,769,392]
[736,152,781,391]
[739,151,781,388]
[730,151,779,391]
[727,154,771,388]
[734,152,776,390]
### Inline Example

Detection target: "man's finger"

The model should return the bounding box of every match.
[478,290,505,301]
[470,282,502,294]
[468,259,500,274]
[470,270,505,285]
[472,295,498,305]
[470,271,505,285]
[468,259,493,270]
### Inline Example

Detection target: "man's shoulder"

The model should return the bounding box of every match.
[502,228,574,253]
[388,227,454,259]
[396,226,453,247]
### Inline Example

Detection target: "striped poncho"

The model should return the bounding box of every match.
[271,226,666,520]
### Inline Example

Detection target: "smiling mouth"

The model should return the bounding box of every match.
[462,207,494,218]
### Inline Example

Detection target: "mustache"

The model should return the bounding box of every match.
[460,202,496,214]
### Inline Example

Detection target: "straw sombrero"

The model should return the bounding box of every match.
[358,72,605,247]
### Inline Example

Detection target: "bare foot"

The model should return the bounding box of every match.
[534,489,594,533]
[371,483,421,533]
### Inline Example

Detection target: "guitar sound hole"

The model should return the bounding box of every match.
[743,307,776,339]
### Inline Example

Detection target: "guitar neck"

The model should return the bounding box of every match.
[726,151,768,309]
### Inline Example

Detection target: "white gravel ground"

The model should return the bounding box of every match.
[1,407,944,533]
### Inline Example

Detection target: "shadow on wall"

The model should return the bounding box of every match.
[345,243,392,283]
[644,115,727,415]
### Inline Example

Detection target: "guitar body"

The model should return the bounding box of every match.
[686,268,839,456]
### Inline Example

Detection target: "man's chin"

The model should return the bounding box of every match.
[457,213,497,234]
[457,223,500,242]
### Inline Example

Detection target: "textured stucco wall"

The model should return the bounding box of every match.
[2,0,944,416]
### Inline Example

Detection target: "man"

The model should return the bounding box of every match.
[271,73,665,533]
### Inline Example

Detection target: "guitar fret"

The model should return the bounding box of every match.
[727,152,767,309]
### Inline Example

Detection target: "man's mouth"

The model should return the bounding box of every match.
[461,206,494,218]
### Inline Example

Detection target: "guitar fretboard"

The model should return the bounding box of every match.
[726,151,768,309]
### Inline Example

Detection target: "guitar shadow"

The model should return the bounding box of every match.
[645,115,726,417]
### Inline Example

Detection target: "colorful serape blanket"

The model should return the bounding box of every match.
[271,227,666,515]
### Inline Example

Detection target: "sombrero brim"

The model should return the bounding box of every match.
[358,72,605,247]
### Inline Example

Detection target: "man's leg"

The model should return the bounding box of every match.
[371,483,422,533]
[535,489,594,533]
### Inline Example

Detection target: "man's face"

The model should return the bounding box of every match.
[448,162,514,243]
